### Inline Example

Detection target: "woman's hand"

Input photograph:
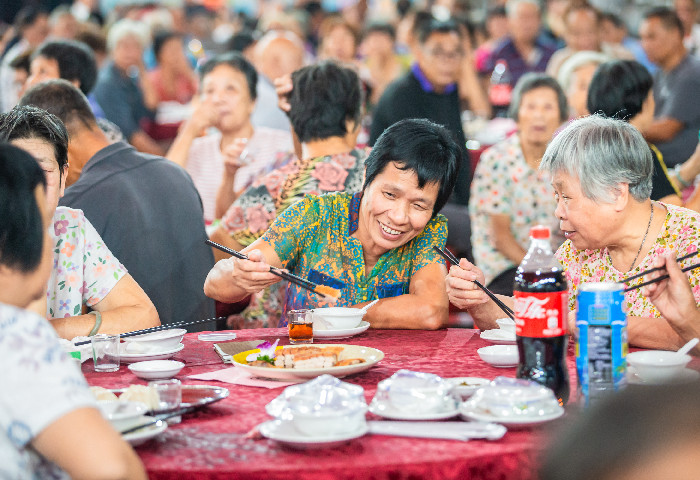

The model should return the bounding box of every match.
[187,96,218,134]
[274,74,293,113]
[445,258,489,310]
[643,253,699,330]
[227,249,280,294]
[221,138,249,177]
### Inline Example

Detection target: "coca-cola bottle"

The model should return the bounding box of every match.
[513,225,570,404]
[488,59,512,118]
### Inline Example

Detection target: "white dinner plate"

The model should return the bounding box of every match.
[459,404,564,427]
[626,366,700,385]
[313,321,370,339]
[480,329,516,345]
[122,416,168,446]
[368,399,461,421]
[258,420,368,449]
[109,343,185,363]
[232,344,384,380]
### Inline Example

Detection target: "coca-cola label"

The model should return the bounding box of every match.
[488,84,512,107]
[514,291,568,337]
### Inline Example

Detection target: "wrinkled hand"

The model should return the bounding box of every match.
[445,258,489,310]
[568,310,578,340]
[228,249,281,294]
[273,74,293,113]
[222,138,249,176]
[643,253,697,327]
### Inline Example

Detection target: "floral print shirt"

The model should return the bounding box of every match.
[261,192,448,325]
[220,149,367,329]
[47,207,126,318]
[0,302,95,479]
[469,133,562,284]
[556,203,700,316]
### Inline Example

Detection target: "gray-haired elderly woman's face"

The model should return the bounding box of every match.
[551,169,624,251]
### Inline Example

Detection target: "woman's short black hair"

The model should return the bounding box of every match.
[587,60,652,121]
[33,39,98,94]
[0,143,46,273]
[152,30,183,62]
[288,61,363,143]
[0,105,69,177]
[198,52,258,101]
[363,118,461,217]
[508,72,569,123]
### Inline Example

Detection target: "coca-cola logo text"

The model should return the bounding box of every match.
[515,296,549,319]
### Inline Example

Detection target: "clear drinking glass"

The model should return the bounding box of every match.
[91,334,120,372]
[288,309,313,344]
[149,379,182,424]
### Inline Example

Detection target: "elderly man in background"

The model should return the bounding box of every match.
[479,0,556,89]
[640,6,700,168]
[251,30,305,132]
[20,79,216,330]
[92,18,163,156]
[546,2,633,79]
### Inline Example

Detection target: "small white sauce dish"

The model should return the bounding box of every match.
[312,307,365,330]
[477,345,519,367]
[128,360,185,380]
[626,350,692,383]
[97,400,148,431]
[496,318,516,333]
[124,328,186,351]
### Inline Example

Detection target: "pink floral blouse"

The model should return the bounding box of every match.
[46,207,126,318]
[555,203,700,317]
[219,148,368,328]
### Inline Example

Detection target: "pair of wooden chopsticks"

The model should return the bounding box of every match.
[433,246,515,320]
[73,316,226,346]
[206,240,341,300]
[622,249,700,292]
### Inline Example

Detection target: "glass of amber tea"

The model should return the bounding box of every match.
[288,309,313,344]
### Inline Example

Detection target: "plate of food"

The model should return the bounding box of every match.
[232,344,384,380]
[91,384,229,413]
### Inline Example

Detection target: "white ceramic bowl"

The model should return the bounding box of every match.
[97,400,148,431]
[446,377,490,400]
[292,411,367,437]
[626,350,692,383]
[312,307,365,330]
[124,329,186,351]
[477,345,519,367]
[128,360,185,380]
[496,318,516,333]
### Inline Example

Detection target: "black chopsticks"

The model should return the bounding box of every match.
[206,239,340,299]
[73,316,225,346]
[621,249,699,292]
[433,246,515,319]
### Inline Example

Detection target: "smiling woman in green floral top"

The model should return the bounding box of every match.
[205,118,461,329]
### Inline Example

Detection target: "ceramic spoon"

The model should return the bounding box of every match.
[359,299,380,314]
[677,337,699,357]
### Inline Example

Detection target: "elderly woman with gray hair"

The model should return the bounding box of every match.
[449,115,700,350]
[469,72,567,295]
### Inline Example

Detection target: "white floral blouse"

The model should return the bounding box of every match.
[46,207,126,318]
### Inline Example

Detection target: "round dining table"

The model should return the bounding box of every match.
[83,327,579,480]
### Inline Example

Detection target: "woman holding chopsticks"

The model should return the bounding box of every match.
[447,115,700,351]
[205,118,460,329]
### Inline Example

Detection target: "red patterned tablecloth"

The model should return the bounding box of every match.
[83,328,579,480]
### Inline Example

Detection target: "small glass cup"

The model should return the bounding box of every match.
[288,309,313,345]
[149,379,182,424]
[91,334,120,372]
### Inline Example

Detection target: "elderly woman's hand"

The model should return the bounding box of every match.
[187,95,218,134]
[445,258,490,310]
[221,138,249,177]
[643,253,699,328]
[227,249,281,294]
[274,74,293,113]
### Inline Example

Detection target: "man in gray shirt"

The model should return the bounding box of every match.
[20,80,216,330]
[641,7,700,167]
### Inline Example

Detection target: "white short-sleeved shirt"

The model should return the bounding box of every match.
[0,302,96,479]
[47,207,126,319]
[185,127,293,222]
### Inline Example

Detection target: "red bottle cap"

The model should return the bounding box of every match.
[530,225,550,239]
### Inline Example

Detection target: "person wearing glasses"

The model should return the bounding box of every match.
[369,17,473,262]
